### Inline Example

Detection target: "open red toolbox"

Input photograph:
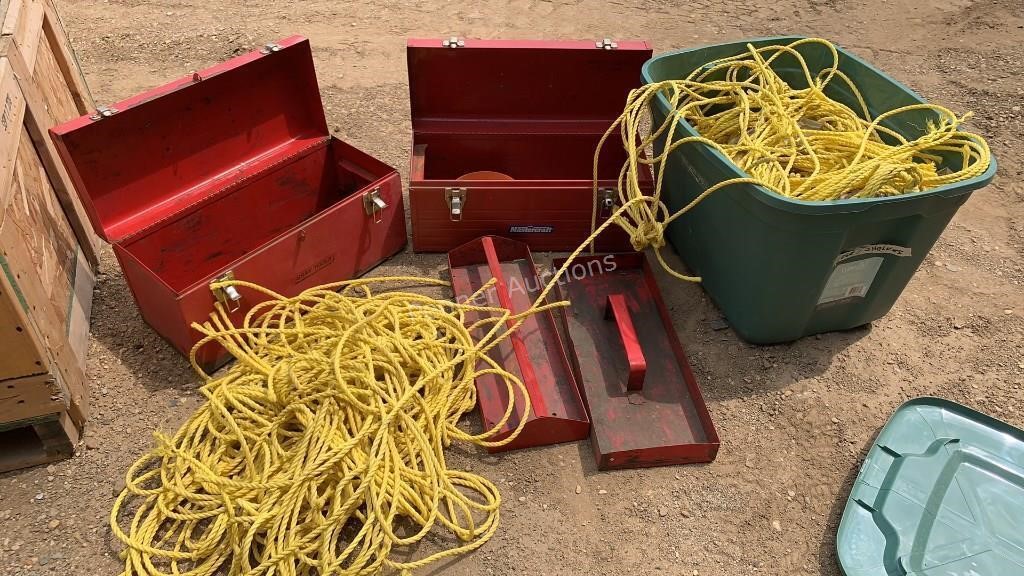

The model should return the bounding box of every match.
[554,252,719,469]
[49,37,407,371]
[408,38,653,253]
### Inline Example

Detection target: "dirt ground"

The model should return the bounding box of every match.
[1,0,1023,574]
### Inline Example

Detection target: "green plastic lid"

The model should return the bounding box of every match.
[838,397,1024,575]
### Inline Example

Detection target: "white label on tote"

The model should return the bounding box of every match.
[817,257,884,305]
[834,244,912,264]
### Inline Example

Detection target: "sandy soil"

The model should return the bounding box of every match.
[2,0,1023,574]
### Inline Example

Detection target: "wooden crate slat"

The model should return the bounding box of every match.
[0,0,99,267]
[0,372,64,423]
[0,409,78,472]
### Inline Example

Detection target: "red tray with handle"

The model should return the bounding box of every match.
[554,252,719,469]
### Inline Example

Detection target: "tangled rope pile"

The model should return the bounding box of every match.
[110,276,570,576]
[592,37,992,281]
[108,218,630,576]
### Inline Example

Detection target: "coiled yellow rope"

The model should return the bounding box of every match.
[108,207,635,575]
[591,37,991,281]
[110,37,992,576]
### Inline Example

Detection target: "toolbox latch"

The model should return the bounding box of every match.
[595,38,618,50]
[363,187,387,223]
[441,36,465,48]
[211,271,243,313]
[598,188,617,219]
[89,106,118,121]
[445,188,466,221]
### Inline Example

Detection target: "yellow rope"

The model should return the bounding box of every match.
[110,37,992,576]
[590,37,991,281]
[108,202,640,576]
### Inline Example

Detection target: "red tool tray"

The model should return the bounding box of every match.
[448,236,589,451]
[408,38,653,253]
[553,253,719,469]
[49,36,407,370]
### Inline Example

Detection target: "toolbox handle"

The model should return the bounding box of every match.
[605,294,646,391]
[481,236,550,418]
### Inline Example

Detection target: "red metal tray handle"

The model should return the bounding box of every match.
[605,294,646,391]
[480,236,550,417]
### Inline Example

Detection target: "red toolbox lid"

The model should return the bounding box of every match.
[49,36,329,243]
[407,38,652,133]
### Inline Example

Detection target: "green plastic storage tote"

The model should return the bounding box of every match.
[641,37,997,343]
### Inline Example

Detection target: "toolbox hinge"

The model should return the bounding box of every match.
[442,36,465,48]
[445,187,466,221]
[211,270,243,313]
[596,38,618,50]
[598,187,617,219]
[363,187,387,223]
[260,42,283,54]
[89,105,118,121]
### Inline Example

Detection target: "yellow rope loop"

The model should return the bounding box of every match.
[628,217,666,252]
[110,275,576,576]
[590,37,992,281]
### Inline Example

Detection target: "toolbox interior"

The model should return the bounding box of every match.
[124,144,376,293]
[414,132,634,181]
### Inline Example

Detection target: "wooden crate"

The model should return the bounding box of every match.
[0,0,95,472]
[1,0,99,266]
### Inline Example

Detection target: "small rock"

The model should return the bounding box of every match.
[517,496,526,503]
[33,493,45,502]
[693,571,699,576]
[597,489,608,495]
[85,439,99,450]
[708,318,729,331]
[574,484,582,495]
[787,490,796,498]
[45,465,56,473]
[112,476,126,497]
[681,509,692,518]
[1004,309,1014,315]
[771,520,782,532]
[658,507,668,517]
[47,520,60,529]
[945,263,962,272]
[831,417,839,424]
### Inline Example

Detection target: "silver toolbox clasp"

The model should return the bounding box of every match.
[363,187,387,223]
[211,270,242,313]
[598,188,617,219]
[445,188,466,222]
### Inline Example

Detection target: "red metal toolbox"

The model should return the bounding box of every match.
[448,236,589,451]
[49,36,407,371]
[554,253,719,469]
[407,38,653,253]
